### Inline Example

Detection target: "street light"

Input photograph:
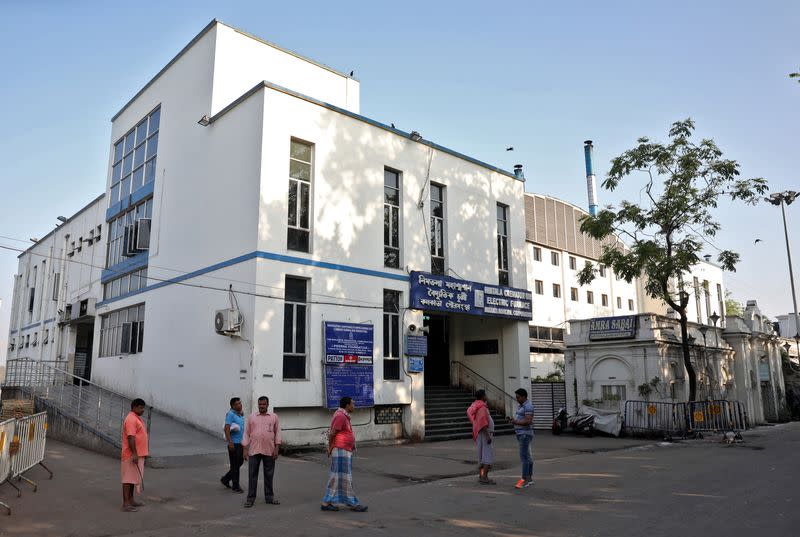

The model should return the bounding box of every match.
[766,190,799,348]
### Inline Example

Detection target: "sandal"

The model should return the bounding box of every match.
[350,505,368,512]
[320,504,339,512]
[121,505,138,512]
[479,479,497,485]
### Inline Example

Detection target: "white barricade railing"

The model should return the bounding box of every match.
[10,412,52,492]
[0,419,16,515]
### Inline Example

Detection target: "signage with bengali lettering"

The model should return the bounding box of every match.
[323,322,375,409]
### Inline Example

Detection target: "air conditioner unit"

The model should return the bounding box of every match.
[215,308,242,335]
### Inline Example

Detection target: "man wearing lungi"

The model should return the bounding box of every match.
[320,396,368,512]
[121,398,149,512]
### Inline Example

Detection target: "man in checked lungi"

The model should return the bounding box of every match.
[320,396,368,512]
[121,398,149,512]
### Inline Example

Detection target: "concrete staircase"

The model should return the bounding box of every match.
[424,385,515,441]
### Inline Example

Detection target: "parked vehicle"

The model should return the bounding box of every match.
[552,407,595,436]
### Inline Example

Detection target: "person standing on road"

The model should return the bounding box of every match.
[242,396,281,508]
[467,389,495,485]
[221,397,245,493]
[121,398,149,512]
[320,396,368,512]
[510,388,534,489]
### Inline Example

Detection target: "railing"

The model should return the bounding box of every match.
[2,358,151,448]
[451,361,517,413]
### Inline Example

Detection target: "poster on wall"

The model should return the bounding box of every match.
[323,321,375,409]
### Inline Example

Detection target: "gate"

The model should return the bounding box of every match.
[531,382,566,429]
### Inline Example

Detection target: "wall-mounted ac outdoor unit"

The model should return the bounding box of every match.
[215,308,242,336]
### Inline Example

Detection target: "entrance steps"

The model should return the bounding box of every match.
[424,385,515,441]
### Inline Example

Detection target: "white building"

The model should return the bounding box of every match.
[523,193,638,378]
[4,20,533,444]
[7,195,106,379]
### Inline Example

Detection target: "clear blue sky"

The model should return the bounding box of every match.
[1,1,798,362]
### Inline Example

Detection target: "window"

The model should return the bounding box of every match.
[599,265,606,277]
[534,280,544,295]
[601,385,627,401]
[110,107,159,206]
[430,184,446,274]
[103,268,148,300]
[77,237,83,253]
[551,252,560,266]
[587,291,594,304]
[533,247,541,262]
[703,280,712,324]
[628,299,634,311]
[106,198,153,268]
[496,204,510,285]
[717,283,725,327]
[552,284,561,298]
[569,256,577,270]
[287,140,313,252]
[602,294,609,307]
[99,304,145,357]
[283,277,308,379]
[383,290,400,380]
[43,329,49,345]
[52,273,60,301]
[384,169,401,268]
[617,297,622,309]
[693,277,702,321]
[570,287,578,301]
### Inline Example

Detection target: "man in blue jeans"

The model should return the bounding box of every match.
[510,388,534,489]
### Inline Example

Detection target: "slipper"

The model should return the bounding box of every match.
[320,504,339,512]
[350,505,368,512]
[479,479,497,485]
[121,506,138,512]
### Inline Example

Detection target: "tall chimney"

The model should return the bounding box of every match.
[584,140,598,216]
[513,164,525,180]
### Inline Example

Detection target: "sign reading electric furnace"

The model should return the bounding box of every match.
[323,322,374,410]
[409,271,532,320]
[589,315,638,340]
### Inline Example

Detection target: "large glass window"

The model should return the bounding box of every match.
[384,169,401,268]
[110,107,159,206]
[383,290,401,380]
[106,198,153,268]
[103,268,148,300]
[283,277,308,379]
[99,304,145,357]
[288,140,312,252]
[496,204,509,285]
[430,184,446,274]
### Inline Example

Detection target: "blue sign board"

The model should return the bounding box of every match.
[325,364,374,409]
[405,335,428,357]
[588,315,638,340]
[409,271,532,320]
[324,321,375,409]
[408,356,424,373]
[324,322,374,364]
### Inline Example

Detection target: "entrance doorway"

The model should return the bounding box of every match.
[73,324,94,382]
[424,314,450,386]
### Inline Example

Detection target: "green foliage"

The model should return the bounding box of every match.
[576,119,768,401]
[638,377,661,399]
[724,290,743,317]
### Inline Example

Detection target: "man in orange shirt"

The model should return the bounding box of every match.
[121,398,149,512]
[320,396,367,512]
[242,395,281,508]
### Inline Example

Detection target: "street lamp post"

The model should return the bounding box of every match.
[767,191,799,346]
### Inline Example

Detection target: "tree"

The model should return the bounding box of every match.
[725,290,744,317]
[577,119,768,401]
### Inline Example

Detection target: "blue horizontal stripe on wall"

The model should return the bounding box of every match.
[97,250,410,307]
[101,252,149,283]
[10,317,56,334]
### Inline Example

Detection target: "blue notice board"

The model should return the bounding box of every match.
[408,356,424,373]
[324,321,375,409]
[405,335,428,357]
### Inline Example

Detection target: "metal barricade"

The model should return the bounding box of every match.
[687,400,747,436]
[624,401,688,439]
[0,419,17,515]
[10,412,52,491]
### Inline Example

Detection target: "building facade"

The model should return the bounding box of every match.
[4,20,533,444]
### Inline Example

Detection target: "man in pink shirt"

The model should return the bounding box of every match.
[121,398,149,512]
[242,395,281,508]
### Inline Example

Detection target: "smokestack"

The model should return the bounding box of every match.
[584,140,598,216]
[513,164,525,180]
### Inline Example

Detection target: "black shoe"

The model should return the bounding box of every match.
[244,500,255,508]
[220,477,231,489]
[232,487,244,494]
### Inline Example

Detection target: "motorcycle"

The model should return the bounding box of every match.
[551,407,595,436]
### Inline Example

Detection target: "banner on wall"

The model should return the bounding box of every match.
[323,322,375,409]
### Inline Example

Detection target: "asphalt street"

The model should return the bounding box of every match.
[1,424,797,537]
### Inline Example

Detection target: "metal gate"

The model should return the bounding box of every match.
[531,382,566,429]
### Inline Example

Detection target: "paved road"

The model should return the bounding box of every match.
[1,424,797,536]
